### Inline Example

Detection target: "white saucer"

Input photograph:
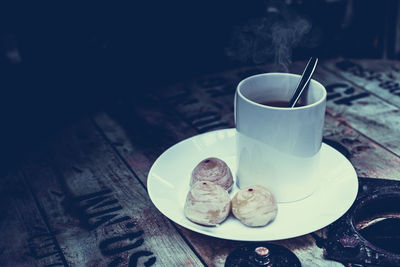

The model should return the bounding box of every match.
[147,129,358,241]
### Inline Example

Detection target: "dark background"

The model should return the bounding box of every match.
[0,0,399,172]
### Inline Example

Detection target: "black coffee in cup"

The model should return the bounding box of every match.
[258,100,306,108]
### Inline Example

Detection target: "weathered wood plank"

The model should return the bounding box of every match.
[323,59,400,108]
[0,171,67,267]
[323,114,400,179]
[21,117,202,266]
[101,94,198,185]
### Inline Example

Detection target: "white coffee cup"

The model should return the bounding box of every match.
[235,73,327,203]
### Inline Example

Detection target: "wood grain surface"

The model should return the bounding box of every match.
[0,172,67,267]
[2,60,400,267]
[94,61,400,266]
[2,119,202,266]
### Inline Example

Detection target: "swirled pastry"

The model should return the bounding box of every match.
[184,181,231,226]
[232,185,277,227]
[191,157,234,191]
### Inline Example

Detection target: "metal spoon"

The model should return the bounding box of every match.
[288,57,318,108]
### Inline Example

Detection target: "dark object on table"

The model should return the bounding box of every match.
[322,177,400,266]
[225,243,301,267]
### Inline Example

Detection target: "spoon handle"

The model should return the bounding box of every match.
[289,57,318,108]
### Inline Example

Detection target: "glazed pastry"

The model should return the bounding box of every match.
[232,185,277,227]
[184,181,231,226]
[191,157,234,191]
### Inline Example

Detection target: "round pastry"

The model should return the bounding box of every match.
[191,157,234,191]
[184,181,231,226]
[232,185,277,227]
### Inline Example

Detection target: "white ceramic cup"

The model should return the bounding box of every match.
[235,73,327,203]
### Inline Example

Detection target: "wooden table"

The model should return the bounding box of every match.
[2,59,400,267]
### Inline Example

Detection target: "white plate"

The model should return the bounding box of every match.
[147,128,358,241]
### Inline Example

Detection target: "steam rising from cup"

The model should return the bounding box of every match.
[226,1,319,72]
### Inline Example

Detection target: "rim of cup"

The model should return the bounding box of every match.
[237,72,327,110]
